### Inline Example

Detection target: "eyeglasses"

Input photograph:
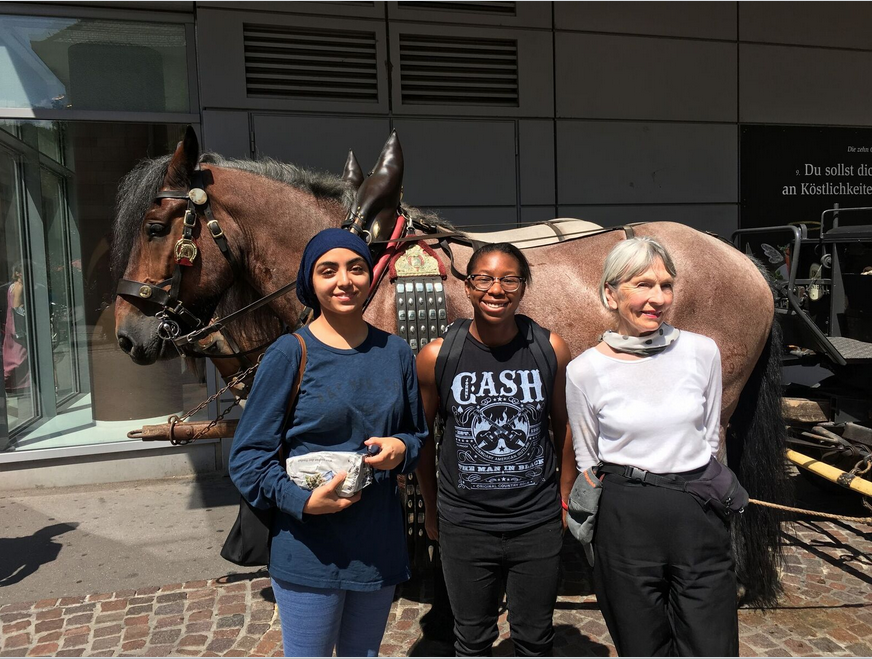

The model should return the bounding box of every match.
[466,274,526,292]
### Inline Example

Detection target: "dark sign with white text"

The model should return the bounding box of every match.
[740,125,872,230]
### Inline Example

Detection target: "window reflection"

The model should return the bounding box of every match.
[1,121,208,452]
[0,15,189,113]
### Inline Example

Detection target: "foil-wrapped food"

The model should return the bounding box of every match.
[286,451,373,498]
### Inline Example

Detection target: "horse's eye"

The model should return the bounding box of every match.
[146,223,168,237]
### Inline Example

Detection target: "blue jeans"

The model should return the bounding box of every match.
[271,577,396,657]
[438,515,563,656]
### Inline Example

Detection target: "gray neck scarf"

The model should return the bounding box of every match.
[600,323,680,356]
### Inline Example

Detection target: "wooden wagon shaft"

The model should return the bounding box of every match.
[128,420,238,442]
[129,397,833,443]
[786,448,872,496]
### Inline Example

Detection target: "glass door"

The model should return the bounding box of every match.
[40,168,80,405]
[0,146,38,441]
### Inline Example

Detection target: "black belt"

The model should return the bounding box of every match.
[598,463,707,491]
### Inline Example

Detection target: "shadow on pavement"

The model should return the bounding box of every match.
[0,522,79,587]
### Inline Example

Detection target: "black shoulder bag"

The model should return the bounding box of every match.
[220,333,307,567]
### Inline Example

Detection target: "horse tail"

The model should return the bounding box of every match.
[726,311,789,608]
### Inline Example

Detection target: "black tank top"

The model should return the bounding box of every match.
[437,330,560,531]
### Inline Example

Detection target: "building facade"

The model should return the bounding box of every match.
[2,1,871,488]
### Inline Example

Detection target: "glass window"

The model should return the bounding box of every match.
[0,15,189,113]
[1,121,208,453]
[1,147,38,441]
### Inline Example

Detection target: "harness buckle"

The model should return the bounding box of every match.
[207,219,224,239]
[183,209,197,228]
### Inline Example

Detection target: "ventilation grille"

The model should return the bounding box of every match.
[244,24,378,101]
[399,34,519,106]
[398,1,516,14]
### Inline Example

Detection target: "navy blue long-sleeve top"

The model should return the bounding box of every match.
[228,324,428,591]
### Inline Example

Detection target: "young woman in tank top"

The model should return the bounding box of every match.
[416,243,572,657]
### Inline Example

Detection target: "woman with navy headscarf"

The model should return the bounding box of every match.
[229,228,428,657]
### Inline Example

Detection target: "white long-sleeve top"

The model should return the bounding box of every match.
[565,330,722,474]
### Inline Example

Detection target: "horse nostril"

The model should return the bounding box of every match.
[117,333,134,354]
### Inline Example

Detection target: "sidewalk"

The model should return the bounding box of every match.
[0,474,870,657]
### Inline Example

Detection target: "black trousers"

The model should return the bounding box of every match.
[439,515,563,657]
[593,474,739,657]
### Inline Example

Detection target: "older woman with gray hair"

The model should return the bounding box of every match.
[564,237,739,656]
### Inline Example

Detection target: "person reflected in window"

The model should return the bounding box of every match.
[2,262,30,392]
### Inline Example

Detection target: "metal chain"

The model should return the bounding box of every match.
[166,355,264,445]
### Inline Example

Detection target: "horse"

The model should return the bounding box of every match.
[113,127,787,607]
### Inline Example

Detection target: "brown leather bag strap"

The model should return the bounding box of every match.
[279,333,307,462]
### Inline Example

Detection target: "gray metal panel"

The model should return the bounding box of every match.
[202,110,250,158]
[556,122,738,205]
[740,44,872,125]
[388,22,553,118]
[739,2,872,50]
[251,114,391,177]
[519,120,554,205]
[387,1,552,28]
[196,1,385,19]
[197,9,389,114]
[555,33,737,122]
[554,2,737,40]
[393,118,517,207]
[558,204,738,238]
[427,206,517,231]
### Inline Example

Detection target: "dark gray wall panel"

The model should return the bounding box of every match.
[388,22,553,117]
[740,2,872,50]
[393,119,517,207]
[519,120,555,205]
[521,206,558,224]
[202,110,250,159]
[557,122,738,205]
[197,9,389,114]
[197,1,385,19]
[555,2,736,40]
[427,206,517,231]
[558,204,738,237]
[387,1,552,28]
[740,44,872,125]
[251,114,391,177]
[556,33,736,121]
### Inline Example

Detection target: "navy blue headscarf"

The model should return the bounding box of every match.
[296,228,374,315]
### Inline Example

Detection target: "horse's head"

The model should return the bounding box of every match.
[344,131,404,255]
[113,127,237,364]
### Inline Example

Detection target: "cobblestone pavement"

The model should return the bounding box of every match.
[1,512,869,657]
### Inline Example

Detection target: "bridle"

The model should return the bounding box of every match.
[115,166,432,363]
[115,168,300,358]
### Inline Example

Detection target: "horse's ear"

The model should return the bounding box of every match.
[352,130,404,245]
[165,125,200,189]
[342,150,364,189]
